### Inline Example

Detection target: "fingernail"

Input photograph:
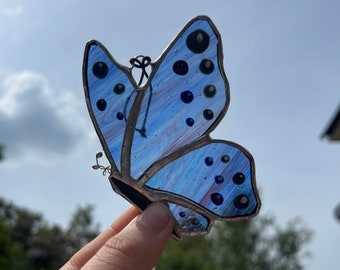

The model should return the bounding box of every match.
[137,203,171,233]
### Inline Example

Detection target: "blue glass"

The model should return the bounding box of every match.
[84,44,137,173]
[83,15,261,239]
[130,19,227,179]
[146,142,258,218]
[168,203,209,234]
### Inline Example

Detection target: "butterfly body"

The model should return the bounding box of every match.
[83,15,261,239]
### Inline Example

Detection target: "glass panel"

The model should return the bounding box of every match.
[168,202,210,233]
[84,41,136,173]
[129,19,228,178]
[146,142,259,218]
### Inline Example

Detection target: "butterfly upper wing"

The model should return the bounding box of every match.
[83,41,137,173]
[129,16,230,179]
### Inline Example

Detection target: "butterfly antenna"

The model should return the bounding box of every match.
[129,55,153,138]
[129,55,151,86]
[92,152,111,176]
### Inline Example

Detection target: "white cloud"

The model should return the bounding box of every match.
[0,70,88,162]
[2,4,23,18]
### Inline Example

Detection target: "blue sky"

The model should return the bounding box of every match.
[1,1,340,269]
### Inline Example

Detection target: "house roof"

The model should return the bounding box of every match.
[322,104,340,141]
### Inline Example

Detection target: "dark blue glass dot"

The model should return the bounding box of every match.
[186,118,194,127]
[180,90,194,103]
[204,85,216,98]
[215,175,224,184]
[179,211,185,217]
[211,193,224,205]
[114,83,125,95]
[233,172,245,185]
[92,62,108,79]
[190,218,200,226]
[233,194,249,209]
[173,60,189,75]
[221,155,230,163]
[96,99,107,111]
[199,59,214,74]
[186,30,210,54]
[116,112,124,120]
[205,156,213,166]
[203,109,214,120]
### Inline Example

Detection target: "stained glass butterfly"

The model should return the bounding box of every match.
[83,15,261,239]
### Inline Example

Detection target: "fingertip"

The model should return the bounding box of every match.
[136,202,174,234]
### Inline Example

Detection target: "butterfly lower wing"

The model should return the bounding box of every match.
[143,139,261,236]
[83,40,137,173]
[129,16,230,179]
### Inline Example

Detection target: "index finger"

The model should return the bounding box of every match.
[61,206,141,270]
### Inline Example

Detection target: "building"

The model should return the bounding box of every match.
[322,104,340,141]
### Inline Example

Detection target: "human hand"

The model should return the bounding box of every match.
[61,203,174,270]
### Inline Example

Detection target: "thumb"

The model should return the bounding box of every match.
[83,203,174,270]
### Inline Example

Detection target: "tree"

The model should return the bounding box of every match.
[0,198,100,269]
[0,220,13,269]
[66,204,100,255]
[157,215,312,270]
[0,197,313,269]
[0,198,43,269]
[157,235,214,270]
[28,224,68,269]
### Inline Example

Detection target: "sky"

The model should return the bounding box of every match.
[1,0,339,268]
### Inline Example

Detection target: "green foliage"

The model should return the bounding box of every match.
[269,218,313,270]
[157,215,312,270]
[157,235,214,270]
[0,197,100,269]
[0,196,313,270]
[66,204,100,254]
[0,220,13,269]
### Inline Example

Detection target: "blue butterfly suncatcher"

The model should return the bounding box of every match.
[83,15,261,239]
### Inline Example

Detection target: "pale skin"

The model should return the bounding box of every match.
[61,203,174,270]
